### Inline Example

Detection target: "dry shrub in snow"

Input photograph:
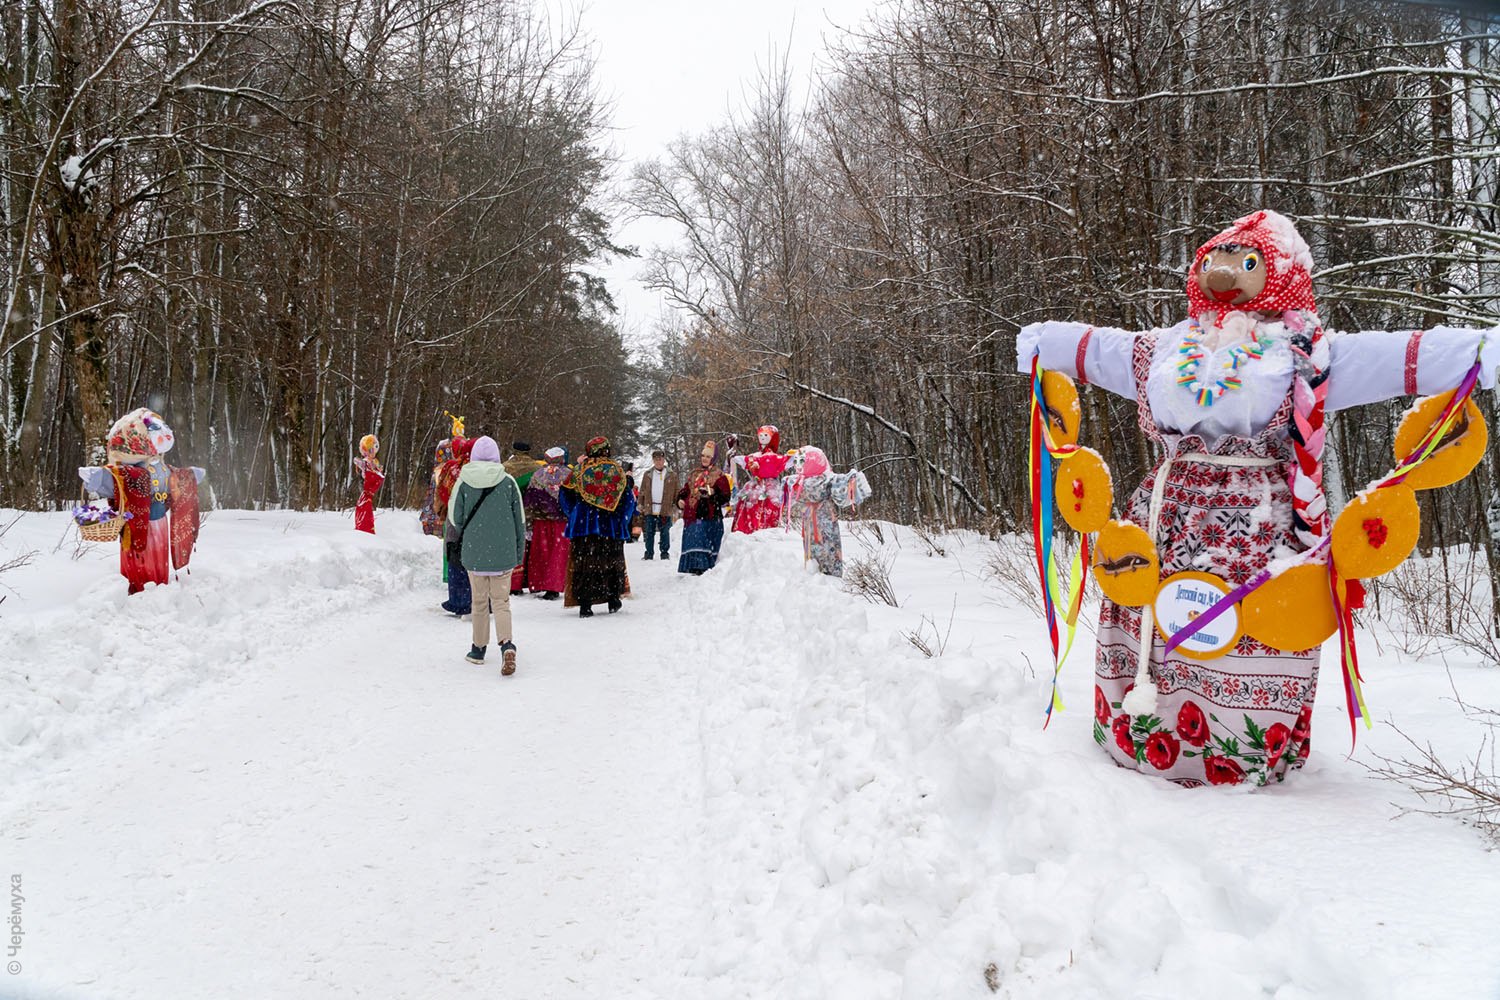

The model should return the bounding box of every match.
[913,522,947,558]
[986,535,1037,608]
[845,551,900,607]
[845,522,901,607]
[1367,549,1499,667]
[986,533,1090,634]
[1366,704,1500,846]
[0,515,38,594]
[846,520,888,549]
[1365,674,1500,844]
[904,599,957,658]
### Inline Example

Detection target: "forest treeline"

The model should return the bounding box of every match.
[1,0,637,509]
[630,0,1500,613]
[4,0,1499,578]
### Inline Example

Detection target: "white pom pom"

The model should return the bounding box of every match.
[1122,680,1159,716]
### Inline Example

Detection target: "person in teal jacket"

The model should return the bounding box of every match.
[448,436,526,673]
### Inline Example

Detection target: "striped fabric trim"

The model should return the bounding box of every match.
[1076,327,1094,384]
[1404,330,1424,396]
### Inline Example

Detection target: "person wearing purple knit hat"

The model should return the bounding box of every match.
[448,435,526,673]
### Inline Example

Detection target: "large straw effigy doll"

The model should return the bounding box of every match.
[1018,210,1497,787]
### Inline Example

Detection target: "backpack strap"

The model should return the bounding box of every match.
[456,484,498,533]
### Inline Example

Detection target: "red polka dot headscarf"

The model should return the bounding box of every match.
[1186,209,1317,324]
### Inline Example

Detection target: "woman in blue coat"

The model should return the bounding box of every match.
[559,437,637,618]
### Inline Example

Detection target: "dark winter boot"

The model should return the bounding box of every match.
[540,591,561,601]
[607,597,622,614]
[465,644,485,665]
[579,605,594,618]
[499,641,517,676]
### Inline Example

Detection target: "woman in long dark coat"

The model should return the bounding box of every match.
[559,436,637,618]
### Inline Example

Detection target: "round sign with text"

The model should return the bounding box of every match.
[1153,571,1242,661]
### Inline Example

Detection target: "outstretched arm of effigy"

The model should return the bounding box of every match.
[1325,326,1499,412]
[1015,321,1150,399]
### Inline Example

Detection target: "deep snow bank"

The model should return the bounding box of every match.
[0,510,436,798]
[660,523,1500,1000]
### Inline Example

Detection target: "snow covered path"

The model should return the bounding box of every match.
[4,511,1500,999]
[1,513,701,999]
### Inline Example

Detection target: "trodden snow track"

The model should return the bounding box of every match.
[1,512,702,999]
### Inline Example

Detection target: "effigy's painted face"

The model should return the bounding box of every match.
[758,430,772,447]
[1195,244,1267,306]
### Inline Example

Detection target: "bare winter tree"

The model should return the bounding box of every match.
[1,0,637,510]
[632,0,1500,636]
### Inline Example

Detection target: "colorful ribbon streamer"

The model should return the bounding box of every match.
[1029,361,1089,726]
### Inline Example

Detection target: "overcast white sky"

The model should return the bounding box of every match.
[560,0,884,349]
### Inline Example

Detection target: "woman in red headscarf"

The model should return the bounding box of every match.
[731,424,790,534]
[1017,209,1497,787]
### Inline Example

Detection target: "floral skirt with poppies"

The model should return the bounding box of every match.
[1093,447,1318,788]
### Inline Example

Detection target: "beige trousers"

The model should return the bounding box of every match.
[468,573,514,647]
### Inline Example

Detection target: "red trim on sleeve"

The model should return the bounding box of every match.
[1404,330,1424,396]
[1075,327,1094,385]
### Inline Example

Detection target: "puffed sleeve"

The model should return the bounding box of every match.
[1015,322,1143,400]
[192,466,206,483]
[1326,327,1497,412]
[829,470,873,508]
[78,466,115,498]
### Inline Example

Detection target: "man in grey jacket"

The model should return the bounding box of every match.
[448,435,527,673]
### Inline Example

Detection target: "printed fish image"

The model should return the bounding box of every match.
[1044,402,1070,435]
[1096,552,1152,576]
[1430,408,1471,455]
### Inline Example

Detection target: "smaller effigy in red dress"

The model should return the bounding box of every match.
[78,408,205,595]
[731,424,790,534]
[353,434,385,534]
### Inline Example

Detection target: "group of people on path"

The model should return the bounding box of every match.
[68,404,870,678]
[405,417,869,672]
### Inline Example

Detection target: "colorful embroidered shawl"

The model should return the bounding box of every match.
[113,465,153,555]
[568,458,629,512]
[530,462,570,499]
[168,469,200,570]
